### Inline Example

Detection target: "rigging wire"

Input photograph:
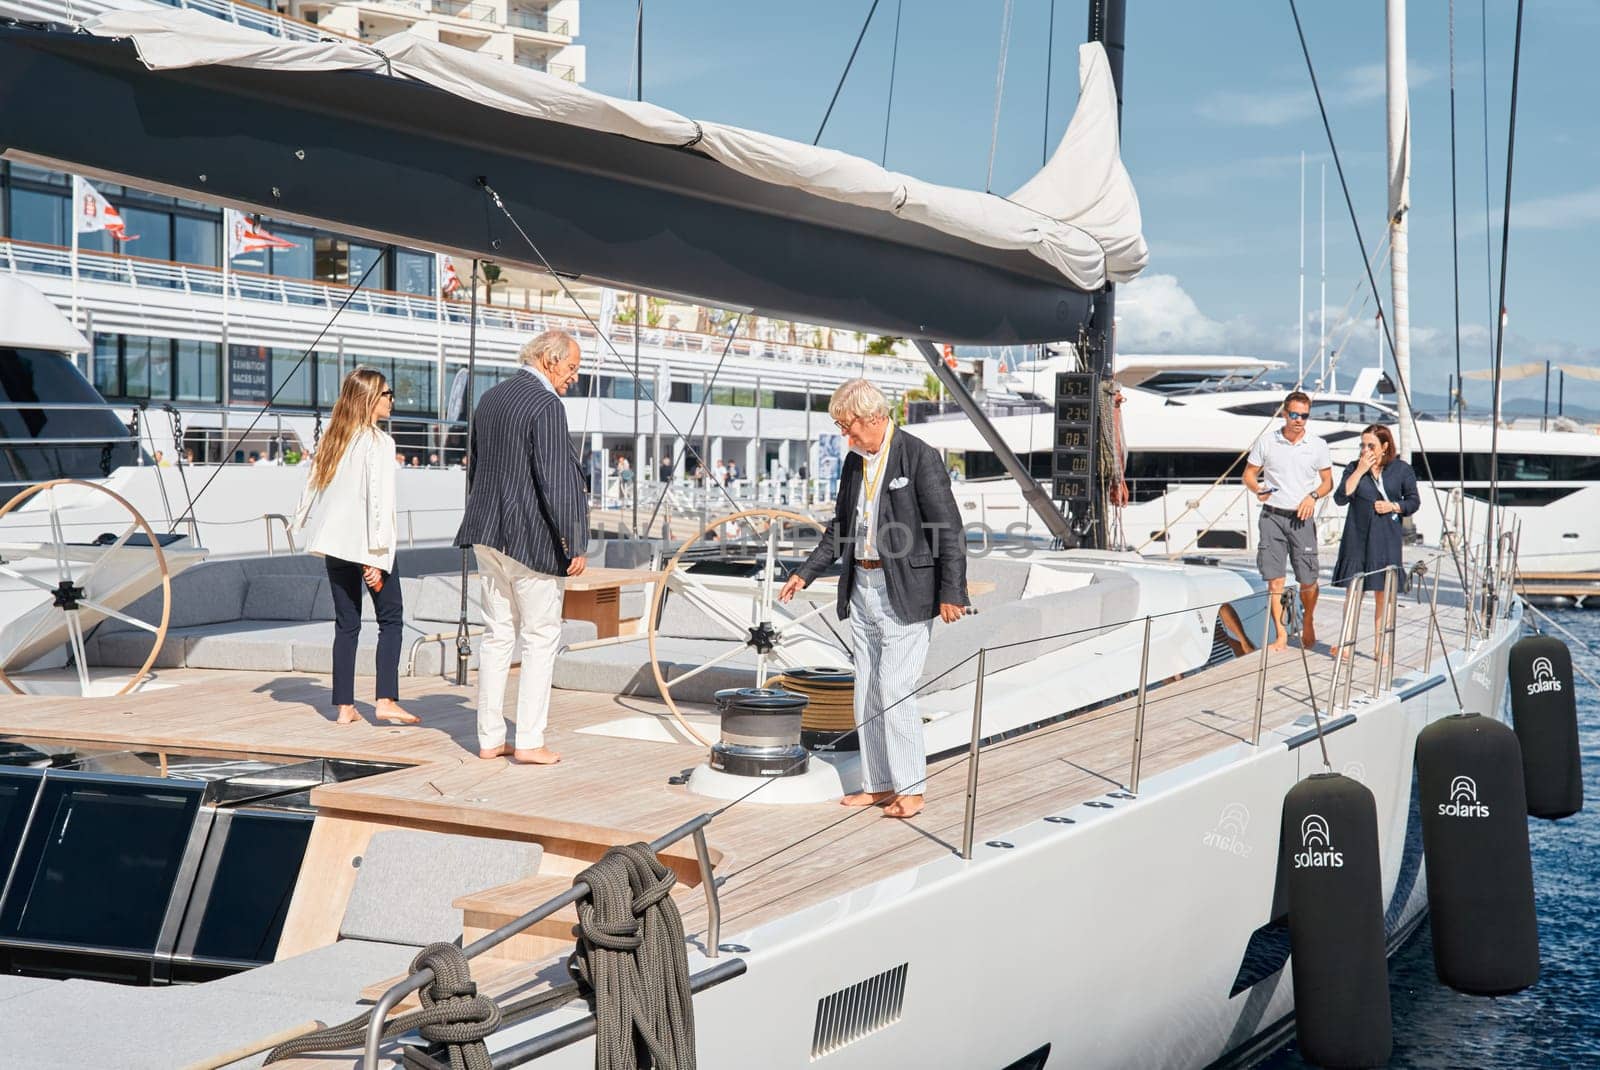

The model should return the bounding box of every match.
[1481,0,1496,392]
[880,0,902,167]
[167,247,391,536]
[1286,0,1474,600]
[985,0,1016,192]
[814,0,882,146]
[1447,0,1469,567]
[1485,0,1527,587]
[1042,0,1056,167]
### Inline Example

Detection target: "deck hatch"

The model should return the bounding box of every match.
[810,962,908,1059]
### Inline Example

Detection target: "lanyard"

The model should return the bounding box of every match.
[859,424,895,547]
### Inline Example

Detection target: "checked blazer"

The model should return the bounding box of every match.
[453,370,589,576]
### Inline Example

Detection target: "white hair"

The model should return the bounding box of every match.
[518,329,578,368]
[827,379,890,424]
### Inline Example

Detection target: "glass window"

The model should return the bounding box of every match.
[8,162,67,185]
[10,188,67,246]
[175,340,221,402]
[670,382,704,404]
[93,334,121,397]
[174,216,219,266]
[810,393,831,412]
[391,358,434,414]
[394,250,433,295]
[313,236,347,284]
[271,349,313,407]
[268,229,313,279]
[123,336,162,399]
[119,206,171,261]
[349,243,387,289]
[316,353,343,409]
[773,390,807,410]
[710,386,735,406]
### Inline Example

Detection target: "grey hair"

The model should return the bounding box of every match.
[827,379,890,424]
[518,329,578,369]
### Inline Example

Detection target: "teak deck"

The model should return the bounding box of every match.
[0,590,1463,950]
[0,587,1466,1066]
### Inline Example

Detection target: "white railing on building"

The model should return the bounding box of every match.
[1,240,913,380]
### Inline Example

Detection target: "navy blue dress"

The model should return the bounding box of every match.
[1332,459,1420,592]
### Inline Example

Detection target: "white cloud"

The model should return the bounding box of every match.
[1116,274,1286,354]
[1196,63,1437,127]
[1493,185,1600,231]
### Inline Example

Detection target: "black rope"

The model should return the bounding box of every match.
[814,0,882,146]
[1480,0,1496,398]
[1485,0,1527,580]
[1042,0,1056,166]
[167,245,391,535]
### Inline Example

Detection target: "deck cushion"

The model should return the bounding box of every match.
[411,574,486,625]
[218,938,422,1005]
[340,830,543,947]
[242,575,323,621]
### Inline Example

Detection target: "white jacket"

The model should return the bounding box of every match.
[292,427,398,570]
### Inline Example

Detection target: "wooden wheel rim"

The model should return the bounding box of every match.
[647,507,829,747]
[0,478,171,697]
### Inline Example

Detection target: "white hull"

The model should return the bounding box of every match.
[530,607,1515,1069]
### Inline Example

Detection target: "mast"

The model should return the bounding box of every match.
[1298,151,1305,383]
[1386,0,1412,460]
[1084,0,1127,549]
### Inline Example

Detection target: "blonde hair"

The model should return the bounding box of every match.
[519,329,578,370]
[309,367,387,492]
[827,379,890,425]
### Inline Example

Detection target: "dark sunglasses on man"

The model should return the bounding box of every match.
[1284,411,1309,421]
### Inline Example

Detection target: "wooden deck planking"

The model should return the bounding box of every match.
[0,594,1462,943]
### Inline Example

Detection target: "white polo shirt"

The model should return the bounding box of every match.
[1247,428,1330,510]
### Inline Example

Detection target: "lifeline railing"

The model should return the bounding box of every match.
[358,545,1510,1067]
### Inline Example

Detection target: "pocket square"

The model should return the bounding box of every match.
[888,476,910,490]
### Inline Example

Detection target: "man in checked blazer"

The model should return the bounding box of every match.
[779,379,968,819]
[455,329,588,764]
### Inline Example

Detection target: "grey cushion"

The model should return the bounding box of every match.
[654,589,730,639]
[554,635,755,703]
[242,575,322,621]
[113,560,248,631]
[310,577,336,621]
[0,975,53,1003]
[184,621,308,672]
[340,830,543,946]
[289,621,428,675]
[964,554,1030,612]
[619,588,647,621]
[89,627,187,669]
[412,574,486,625]
[218,938,421,1005]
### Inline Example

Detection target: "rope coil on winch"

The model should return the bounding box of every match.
[264,942,501,1069]
[568,843,698,1070]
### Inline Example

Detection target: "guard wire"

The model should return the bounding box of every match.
[814,0,882,147]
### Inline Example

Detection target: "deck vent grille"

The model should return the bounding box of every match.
[810,962,908,1059]
[1206,616,1237,667]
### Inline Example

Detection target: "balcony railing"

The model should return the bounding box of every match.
[432,0,498,23]
[508,8,569,34]
[0,240,911,379]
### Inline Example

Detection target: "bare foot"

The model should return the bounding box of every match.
[374,700,419,726]
[1268,638,1289,653]
[336,705,364,725]
[1301,624,1316,648]
[840,791,894,808]
[883,794,925,819]
[512,747,561,765]
[478,743,513,760]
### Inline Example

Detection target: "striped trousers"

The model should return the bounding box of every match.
[849,566,933,794]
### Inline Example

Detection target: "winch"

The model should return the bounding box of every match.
[709,687,810,778]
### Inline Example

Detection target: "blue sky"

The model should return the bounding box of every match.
[576,1,1598,412]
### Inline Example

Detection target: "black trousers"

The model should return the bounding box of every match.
[324,556,403,706]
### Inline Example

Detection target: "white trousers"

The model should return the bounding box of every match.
[849,566,933,794]
[474,544,566,751]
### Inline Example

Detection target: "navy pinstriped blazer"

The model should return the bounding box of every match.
[453,370,589,576]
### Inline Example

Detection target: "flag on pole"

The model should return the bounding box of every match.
[225,208,296,259]
[441,256,462,297]
[74,177,136,241]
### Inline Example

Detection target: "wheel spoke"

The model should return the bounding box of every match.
[76,521,139,597]
[76,595,161,635]
[668,581,756,642]
[0,600,61,675]
[46,486,73,586]
[64,609,91,696]
[0,562,62,598]
[667,641,753,688]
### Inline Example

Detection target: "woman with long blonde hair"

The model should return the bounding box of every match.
[293,368,417,726]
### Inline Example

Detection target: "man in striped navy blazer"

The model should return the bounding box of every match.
[455,330,588,765]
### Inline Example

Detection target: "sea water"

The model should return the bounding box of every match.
[1264,609,1600,1069]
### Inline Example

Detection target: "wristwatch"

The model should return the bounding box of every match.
[1308,491,1320,501]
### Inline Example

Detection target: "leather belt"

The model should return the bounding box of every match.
[857,559,884,570]
[1262,504,1303,520]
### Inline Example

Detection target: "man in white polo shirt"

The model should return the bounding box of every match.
[1243,391,1332,651]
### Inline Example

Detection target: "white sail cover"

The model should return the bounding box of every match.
[86,10,1148,291]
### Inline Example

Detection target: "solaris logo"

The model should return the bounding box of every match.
[1437,774,1491,818]
[1293,813,1344,869]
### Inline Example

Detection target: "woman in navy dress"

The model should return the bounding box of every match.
[1331,424,1419,661]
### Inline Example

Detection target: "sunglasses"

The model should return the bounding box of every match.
[1284,411,1309,421]
[379,389,396,399]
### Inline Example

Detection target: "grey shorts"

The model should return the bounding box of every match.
[1257,508,1320,586]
